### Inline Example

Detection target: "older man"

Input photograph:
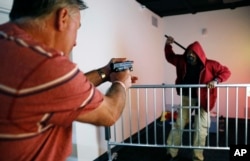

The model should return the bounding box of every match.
[0,1,137,160]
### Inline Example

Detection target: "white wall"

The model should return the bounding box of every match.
[73,0,166,85]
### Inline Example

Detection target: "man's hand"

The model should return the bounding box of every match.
[207,80,217,88]
[105,58,138,87]
[101,58,127,80]
[87,58,138,87]
[166,36,174,45]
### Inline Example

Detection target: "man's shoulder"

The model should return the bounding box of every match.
[0,23,63,58]
[205,59,221,66]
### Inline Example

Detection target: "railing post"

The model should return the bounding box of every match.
[105,126,112,161]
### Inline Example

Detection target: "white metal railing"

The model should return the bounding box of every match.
[105,84,250,161]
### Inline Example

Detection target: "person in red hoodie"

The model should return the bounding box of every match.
[164,36,231,161]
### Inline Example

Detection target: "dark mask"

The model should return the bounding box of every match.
[186,56,195,64]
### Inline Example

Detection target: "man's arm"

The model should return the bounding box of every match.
[215,65,231,83]
[76,70,131,126]
[164,36,180,66]
[207,60,231,88]
[76,82,126,126]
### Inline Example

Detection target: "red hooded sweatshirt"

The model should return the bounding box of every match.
[165,41,231,111]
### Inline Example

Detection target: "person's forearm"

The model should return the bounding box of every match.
[85,67,109,86]
[98,82,126,126]
[85,70,103,86]
[75,82,126,126]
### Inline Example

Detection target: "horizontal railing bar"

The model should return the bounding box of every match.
[108,142,229,150]
[130,84,250,88]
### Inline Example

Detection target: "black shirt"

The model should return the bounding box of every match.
[181,63,201,98]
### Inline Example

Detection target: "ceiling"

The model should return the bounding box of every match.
[136,0,250,17]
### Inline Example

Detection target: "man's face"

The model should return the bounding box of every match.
[186,50,197,65]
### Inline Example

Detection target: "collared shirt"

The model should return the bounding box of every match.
[0,22,103,161]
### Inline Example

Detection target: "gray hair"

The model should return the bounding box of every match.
[10,0,87,21]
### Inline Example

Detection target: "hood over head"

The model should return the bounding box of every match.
[184,41,206,65]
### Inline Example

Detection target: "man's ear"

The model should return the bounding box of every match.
[55,8,69,31]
